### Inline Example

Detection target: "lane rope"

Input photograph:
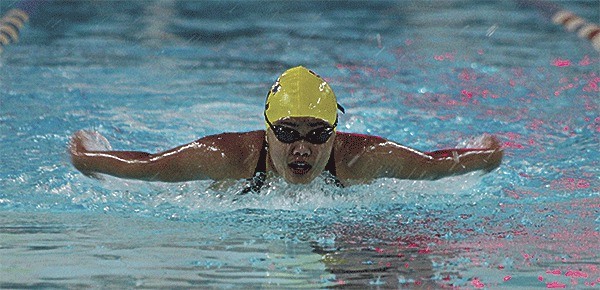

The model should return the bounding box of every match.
[0,0,41,54]
[517,0,600,52]
[2,1,598,54]
[0,8,29,54]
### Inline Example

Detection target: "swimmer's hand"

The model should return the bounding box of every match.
[69,130,112,179]
[420,133,503,178]
[480,134,503,173]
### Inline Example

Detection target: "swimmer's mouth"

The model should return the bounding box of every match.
[288,162,312,175]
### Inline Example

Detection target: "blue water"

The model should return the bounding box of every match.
[1,0,598,288]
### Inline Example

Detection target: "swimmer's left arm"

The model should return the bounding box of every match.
[337,133,503,181]
[380,134,503,180]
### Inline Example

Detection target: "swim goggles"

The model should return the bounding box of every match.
[264,111,337,144]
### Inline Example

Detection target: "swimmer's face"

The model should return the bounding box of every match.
[266,117,336,184]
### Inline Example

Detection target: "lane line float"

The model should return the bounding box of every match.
[517,0,600,52]
[0,8,29,53]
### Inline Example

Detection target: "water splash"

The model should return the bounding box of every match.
[64,170,488,218]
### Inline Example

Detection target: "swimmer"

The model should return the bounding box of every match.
[69,66,503,192]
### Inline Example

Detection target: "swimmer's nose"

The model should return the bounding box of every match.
[292,142,311,157]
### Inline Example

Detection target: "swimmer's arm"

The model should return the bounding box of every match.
[337,133,503,181]
[380,135,503,180]
[69,130,259,182]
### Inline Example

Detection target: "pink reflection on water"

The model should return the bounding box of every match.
[550,178,591,191]
[552,58,571,67]
[578,55,595,66]
[434,52,456,61]
[471,278,485,288]
[446,198,600,288]
[546,281,567,288]
[583,76,599,92]
[547,269,562,276]
[565,270,588,278]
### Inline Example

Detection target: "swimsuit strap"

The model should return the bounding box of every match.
[254,138,268,174]
[324,148,344,188]
[239,139,268,195]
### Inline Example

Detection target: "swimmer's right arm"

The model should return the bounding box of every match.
[69,130,260,182]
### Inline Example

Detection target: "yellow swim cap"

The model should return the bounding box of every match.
[265,66,343,127]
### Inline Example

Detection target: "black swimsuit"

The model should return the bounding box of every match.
[239,140,343,195]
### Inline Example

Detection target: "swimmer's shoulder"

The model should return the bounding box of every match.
[334,131,387,154]
[333,132,388,182]
[195,130,266,178]
[199,130,265,150]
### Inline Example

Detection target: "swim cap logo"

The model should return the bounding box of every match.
[269,78,281,96]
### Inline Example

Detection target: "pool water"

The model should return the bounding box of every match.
[1,0,598,288]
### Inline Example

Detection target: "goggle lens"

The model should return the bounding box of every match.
[265,112,336,144]
[271,125,334,144]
